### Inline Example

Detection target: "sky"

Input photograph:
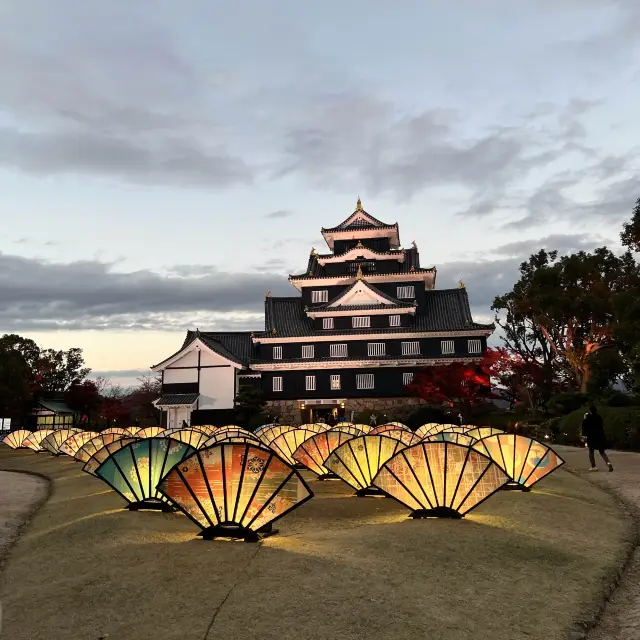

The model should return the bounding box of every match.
[0,0,639,387]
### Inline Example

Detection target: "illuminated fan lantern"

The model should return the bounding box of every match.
[414,423,458,439]
[257,424,298,446]
[1,430,33,449]
[324,435,407,497]
[22,429,54,452]
[375,422,410,431]
[159,429,210,449]
[370,424,410,435]
[292,430,356,479]
[254,423,278,434]
[102,427,132,437]
[473,434,565,491]
[126,426,143,436]
[376,429,420,446]
[270,429,318,466]
[204,429,262,447]
[83,438,137,476]
[75,433,129,463]
[193,425,218,436]
[41,429,83,455]
[95,438,195,510]
[465,427,504,440]
[331,424,365,436]
[299,423,332,433]
[424,432,477,447]
[372,442,509,518]
[59,431,99,457]
[135,426,163,438]
[158,442,313,542]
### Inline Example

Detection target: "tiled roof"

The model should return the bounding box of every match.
[320,207,394,233]
[290,247,434,280]
[316,279,414,309]
[259,288,493,338]
[181,330,257,366]
[37,399,73,414]
[309,303,414,312]
[155,394,199,406]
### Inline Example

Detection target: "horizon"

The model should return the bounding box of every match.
[1,1,638,388]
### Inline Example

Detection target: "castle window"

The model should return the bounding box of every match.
[403,372,414,386]
[311,290,328,303]
[389,315,401,327]
[401,341,420,356]
[323,317,334,330]
[272,377,283,392]
[301,345,314,359]
[330,374,341,390]
[305,375,316,391]
[468,339,482,354]
[352,316,370,328]
[330,343,348,358]
[397,285,415,299]
[441,340,455,355]
[273,346,282,360]
[367,343,386,357]
[356,374,375,390]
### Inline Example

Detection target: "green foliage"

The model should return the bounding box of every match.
[546,392,591,417]
[0,343,32,418]
[234,387,268,431]
[620,197,640,253]
[599,389,640,408]
[403,406,449,430]
[587,348,627,393]
[558,406,640,450]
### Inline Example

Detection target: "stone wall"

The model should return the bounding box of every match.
[265,397,427,425]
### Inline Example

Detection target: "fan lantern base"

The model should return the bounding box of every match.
[127,500,175,513]
[198,522,278,543]
[293,463,307,470]
[317,472,340,481]
[409,507,463,519]
[355,486,386,498]
[501,482,531,492]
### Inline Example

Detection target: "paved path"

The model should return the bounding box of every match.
[556,446,640,640]
[0,471,48,562]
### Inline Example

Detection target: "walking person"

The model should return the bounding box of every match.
[369,412,377,428]
[582,405,613,472]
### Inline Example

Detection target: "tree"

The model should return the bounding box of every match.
[621,197,640,253]
[65,380,103,424]
[124,374,161,425]
[407,350,503,419]
[0,343,33,419]
[234,387,268,430]
[493,248,638,393]
[35,347,91,393]
[100,396,131,426]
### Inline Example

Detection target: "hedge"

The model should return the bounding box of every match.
[558,406,640,450]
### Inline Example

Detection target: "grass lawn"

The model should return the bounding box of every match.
[0,446,632,640]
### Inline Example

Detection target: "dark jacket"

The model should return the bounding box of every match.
[582,412,606,449]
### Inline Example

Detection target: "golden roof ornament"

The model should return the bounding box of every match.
[310,247,317,256]
[271,328,277,335]
[356,197,363,211]
[411,240,417,249]
[355,240,364,248]
[459,280,465,288]
[355,264,364,280]
[265,290,271,298]
[409,265,415,272]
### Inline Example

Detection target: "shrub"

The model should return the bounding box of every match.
[600,389,640,408]
[354,409,389,426]
[546,392,591,417]
[404,406,450,430]
[558,406,640,450]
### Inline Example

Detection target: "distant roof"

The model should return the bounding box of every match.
[291,246,432,280]
[36,399,73,414]
[315,278,415,310]
[181,331,257,366]
[154,394,199,407]
[258,288,493,338]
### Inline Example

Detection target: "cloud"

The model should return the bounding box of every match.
[0,231,612,333]
[264,209,293,219]
[89,369,150,380]
[0,251,288,332]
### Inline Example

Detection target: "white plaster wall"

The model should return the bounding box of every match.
[163,367,198,384]
[173,349,199,367]
[198,366,235,409]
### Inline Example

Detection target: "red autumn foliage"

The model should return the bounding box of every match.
[407,348,527,412]
[100,396,131,425]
